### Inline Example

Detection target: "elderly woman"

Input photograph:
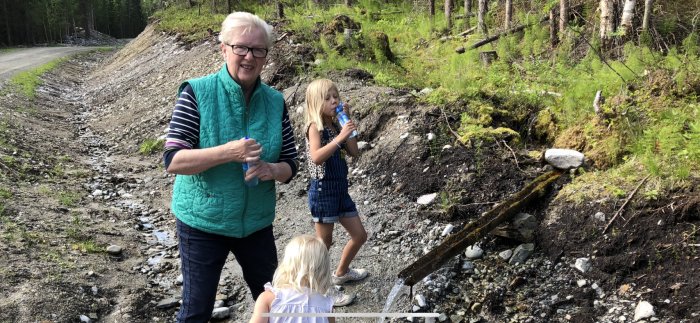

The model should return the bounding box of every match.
[163,12,298,322]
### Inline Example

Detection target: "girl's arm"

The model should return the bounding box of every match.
[249,290,275,323]
[308,123,344,165]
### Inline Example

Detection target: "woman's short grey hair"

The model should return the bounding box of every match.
[218,12,274,49]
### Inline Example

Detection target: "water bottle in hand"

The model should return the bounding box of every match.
[335,103,358,138]
[242,137,259,187]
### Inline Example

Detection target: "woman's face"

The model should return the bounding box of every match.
[221,26,267,91]
[322,88,340,118]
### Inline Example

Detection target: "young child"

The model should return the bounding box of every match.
[249,235,336,323]
[303,79,368,295]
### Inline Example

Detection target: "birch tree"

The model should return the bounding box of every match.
[620,0,636,35]
[445,0,452,30]
[559,0,568,34]
[600,0,614,40]
[504,0,512,30]
[477,0,487,35]
[642,0,653,31]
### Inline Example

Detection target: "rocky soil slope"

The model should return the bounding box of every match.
[0,22,698,323]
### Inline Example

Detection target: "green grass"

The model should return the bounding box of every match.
[139,138,165,155]
[9,57,69,99]
[58,191,81,207]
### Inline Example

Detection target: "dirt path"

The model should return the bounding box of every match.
[0,47,102,81]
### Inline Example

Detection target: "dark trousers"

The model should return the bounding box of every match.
[176,219,277,323]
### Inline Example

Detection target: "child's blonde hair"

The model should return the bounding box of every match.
[304,79,339,132]
[272,235,332,295]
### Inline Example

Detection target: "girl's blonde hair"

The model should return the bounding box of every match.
[272,235,332,295]
[304,79,339,132]
[219,12,274,48]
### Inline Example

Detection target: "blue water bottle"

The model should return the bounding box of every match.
[242,137,259,187]
[335,103,358,138]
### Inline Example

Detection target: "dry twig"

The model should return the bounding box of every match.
[439,108,469,149]
[603,174,650,234]
[500,140,523,171]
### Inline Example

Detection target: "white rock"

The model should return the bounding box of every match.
[464,244,483,260]
[574,257,591,273]
[415,294,427,307]
[441,224,454,236]
[577,279,587,287]
[544,148,585,169]
[427,133,436,141]
[417,193,438,205]
[634,301,654,321]
[363,200,369,205]
[357,141,369,150]
[442,145,452,150]
[593,212,606,222]
[400,133,410,139]
[92,189,103,196]
[106,245,123,255]
[211,307,230,320]
[79,315,91,323]
[498,249,513,261]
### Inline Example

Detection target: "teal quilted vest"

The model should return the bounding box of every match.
[171,64,283,237]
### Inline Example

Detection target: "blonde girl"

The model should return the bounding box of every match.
[250,235,335,323]
[304,79,368,296]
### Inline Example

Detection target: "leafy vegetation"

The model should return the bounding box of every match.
[149,0,698,202]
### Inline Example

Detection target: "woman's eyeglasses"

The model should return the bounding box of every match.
[226,44,268,58]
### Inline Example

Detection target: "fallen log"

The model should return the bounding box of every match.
[469,15,549,50]
[398,170,563,286]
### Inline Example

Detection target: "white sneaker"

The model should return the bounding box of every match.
[332,268,368,285]
[333,292,355,307]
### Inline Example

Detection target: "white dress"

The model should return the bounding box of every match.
[266,283,334,323]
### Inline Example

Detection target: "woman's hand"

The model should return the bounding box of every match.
[245,161,279,182]
[222,137,262,163]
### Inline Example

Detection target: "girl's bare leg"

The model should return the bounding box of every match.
[335,216,367,276]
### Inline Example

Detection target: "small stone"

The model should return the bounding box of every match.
[79,315,91,323]
[544,148,585,169]
[415,294,427,307]
[156,297,180,309]
[577,279,587,287]
[211,307,230,320]
[464,244,483,260]
[574,258,591,273]
[441,224,454,236]
[498,249,513,261]
[106,245,123,255]
[417,193,437,205]
[634,301,654,321]
[593,212,606,222]
[427,133,436,141]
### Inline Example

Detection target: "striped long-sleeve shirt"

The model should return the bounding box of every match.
[163,84,298,182]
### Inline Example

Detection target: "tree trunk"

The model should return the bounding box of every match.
[345,0,352,6]
[429,0,435,17]
[549,9,557,46]
[559,0,568,34]
[445,0,452,30]
[187,0,194,8]
[3,0,12,45]
[620,0,636,35]
[600,0,614,40]
[642,0,653,31]
[227,0,232,13]
[504,0,512,30]
[464,0,471,28]
[477,0,487,35]
[276,1,284,19]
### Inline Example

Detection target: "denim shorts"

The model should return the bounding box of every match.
[308,180,358,224]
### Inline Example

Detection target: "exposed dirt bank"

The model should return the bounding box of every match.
[0,22,698,323]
